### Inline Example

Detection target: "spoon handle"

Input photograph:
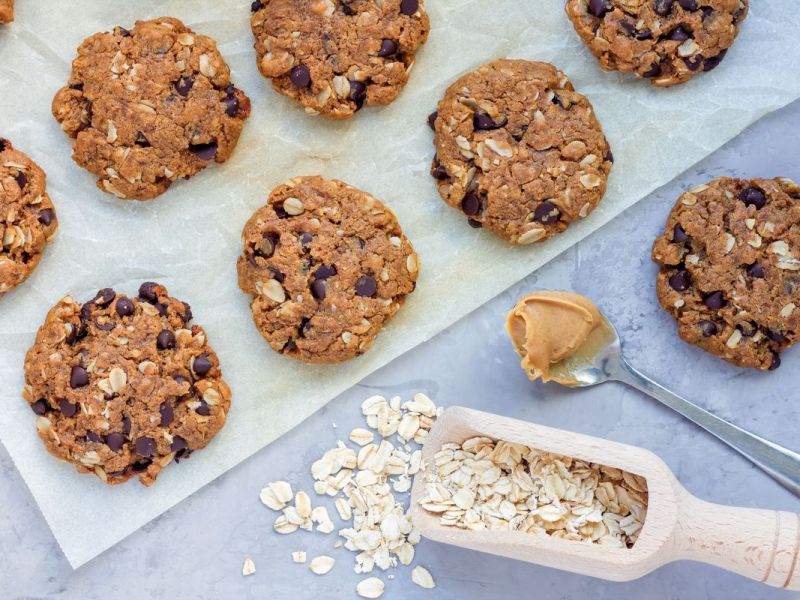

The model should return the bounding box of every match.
[615,359,800,497]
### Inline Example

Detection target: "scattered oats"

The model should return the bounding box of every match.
[350,427,375,446]
[260,480,293,510]
[242,557,256,576]
[309,555,336,575]
[295,491,312,519]
[411,566,436,589]
[356,577,385,599]
[292,551,307,563]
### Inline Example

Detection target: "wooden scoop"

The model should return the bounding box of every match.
[409,406,800,589]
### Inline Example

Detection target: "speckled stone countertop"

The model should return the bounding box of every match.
[2,101,799,599]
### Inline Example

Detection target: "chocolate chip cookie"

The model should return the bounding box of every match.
[0,0,13,24]
[23,283,231,486]
[652,177,800,370]
[52,17,251,201]
[1,139,58,300]
[429,59,613,244]
[251,0,429,118]
[237,176,419,363]
[565,0,748,86]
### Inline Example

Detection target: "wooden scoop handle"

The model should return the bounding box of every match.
[671,487,800,589]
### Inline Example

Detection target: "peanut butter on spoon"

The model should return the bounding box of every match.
[505,291,613,384]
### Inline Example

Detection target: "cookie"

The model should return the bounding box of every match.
[565,0,748,87]
[0,0,13,24]
[652,177,800,370]
[429,59,613,244]
[52,17,251,201]
[237,176,419,363]
[250,0,429,118]
[0,139,58,300]
[23,283,231,486]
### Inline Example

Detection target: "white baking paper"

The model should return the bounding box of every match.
[0,0,798,569]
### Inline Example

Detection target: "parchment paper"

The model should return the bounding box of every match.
[1,0,798,569]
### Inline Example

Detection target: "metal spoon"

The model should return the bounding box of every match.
[546,312,800,497]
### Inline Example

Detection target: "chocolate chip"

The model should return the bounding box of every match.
[94,288,116,306]
[175,76,194,97]
[299,317,312,338]
[157,330,176,350]
[122,415,131,434]
[314,264,337,279]
[668,25,691,41]
[740,322,757,337]
[378,39,398,57]
[683,55,703,71]
[132,460,152,472]
[311,279,327,300]
[619,20,651,39]
[643,63,662,78]
[94,317,115,331]
[135,437,156,457]
[605,150,614,163]
[38,209,55,226]
[461,193,480,216]
[341,3,356,15]
[0,138,6,151]
[112,297,134,318]
[269,266,285,283]
[588,0,611,17]
[225,93,240,117]
[30,399,48,415]
[703,291,725,309]
[15,172,27,189]
[58,398,78,417]
[299,232,313,252]
[171,436,188,452]
[769,352,781,371]
[699,320,717,337]
[766,329,785,343]
[106,432,125,452]
[349,80,367,100]
[747,263,765,278]
[738,186,766,209]
[654,0,675,16]
[473,112,507,131]
[189,142,218,161]
[702,50,727,72]
[157,303,169,317]
[399,0,419,16]
[86,431,101,443]
[118,27,131,37]
[355,275,377,297]
[551,94,565,109]
[196,400,211,416]
[70,365,89,388]
[427,111,438,130]
[251,0,264,11]
[181,302,193,323]
[138,282,158,303]
[678,0,698,10]
[69,83,84,91]
[431,157,448,180]
[534,202,560,225]
[673,224,688,243]
[290,64,311,87]
[668,269,691,291]
[468,218,482,228]
[190,354,212,378]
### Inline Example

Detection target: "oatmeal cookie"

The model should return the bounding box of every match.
[565,0,748,86]
[0,0,13,24]
[429,59,613,244]
[52,17,251,201]
[237,176,419,363]
[23,283,231,486]
[0,139,58,299]
[250,0,429,118]
[652,177,800,370]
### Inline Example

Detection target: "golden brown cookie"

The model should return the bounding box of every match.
[565,0,748,86]
[429,59,613,244]
[0,139,58,300]
[52,17,251,201]
[652,177,800,370]
[0,0,13,24]
[237,176,419,363]
[250,0,430,118]
[23,283,231,486]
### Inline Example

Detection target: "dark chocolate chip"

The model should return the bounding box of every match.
[643,63,662,78]
[468,218,482,228]
[699,320,718,337]
[290,64,311,87]
[69,83,84,91]
[225,94,240,117]
[703,291,725,309]
[766,329,786,343]
[299,232,313,252]
[70,365,89,388]
[668,269,691,291]
[158,403,175,427]
[702,49,727,72]
[251,1,264,12]
[747,263,765,279]
[193,354,213,377]
[355,275,377,297]
[58,398,78,417]
[673,224,688,243]
[473,112,507,131]
[175,76,194,97]
[94,317,116,332]
[683,55,703,71]
[189,142,218,161]
[534,202,560,225]
[511,125,528,142]
[157,330,176,350]
[349,80,367,100]
[605,150,614,163]
[678,0,698,10]
[118,27,131,37]
[588,0,611,17]
[299,317,312,338]
[138,282,158,303]
[135,437,156,457]
[0,138,6,151]
[769,352,781,371]
[122,415,131,434]
[113,297,134,318]
[196,400,211,416]
[738,186,766,209]
[94,288,116,306]
[171,436,188,452]
[461,193,480,216]
[400,0,419,16]
[256,233,279,259]
[311,279,327,300]
[668,25,691,41]
[181,302,193,323]
[654,0,675,16]
[38,209,55,226]
[106,432,125,452]
[86,431,101,443]
[269,266,285,283]
[314,264,338,279]
[15,172,27,189]
[427,111,438,130]
[31,399,48,415]
[378,39,398,57]
[132,460,152,472]
[342,3,355,15]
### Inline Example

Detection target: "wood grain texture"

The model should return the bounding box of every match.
[409,406,799,589]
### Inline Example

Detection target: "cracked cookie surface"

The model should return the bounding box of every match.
[0,139,58,300]
[238,176,419,363]
[652,177,800,370]
[0,0,13,24]
[429,59,612,244]
[565,0,748,86]
[52,17,251,201]
[251,0,429,118]
[24,283,231,486]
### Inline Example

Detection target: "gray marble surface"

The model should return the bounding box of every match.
[3,101,800,599]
